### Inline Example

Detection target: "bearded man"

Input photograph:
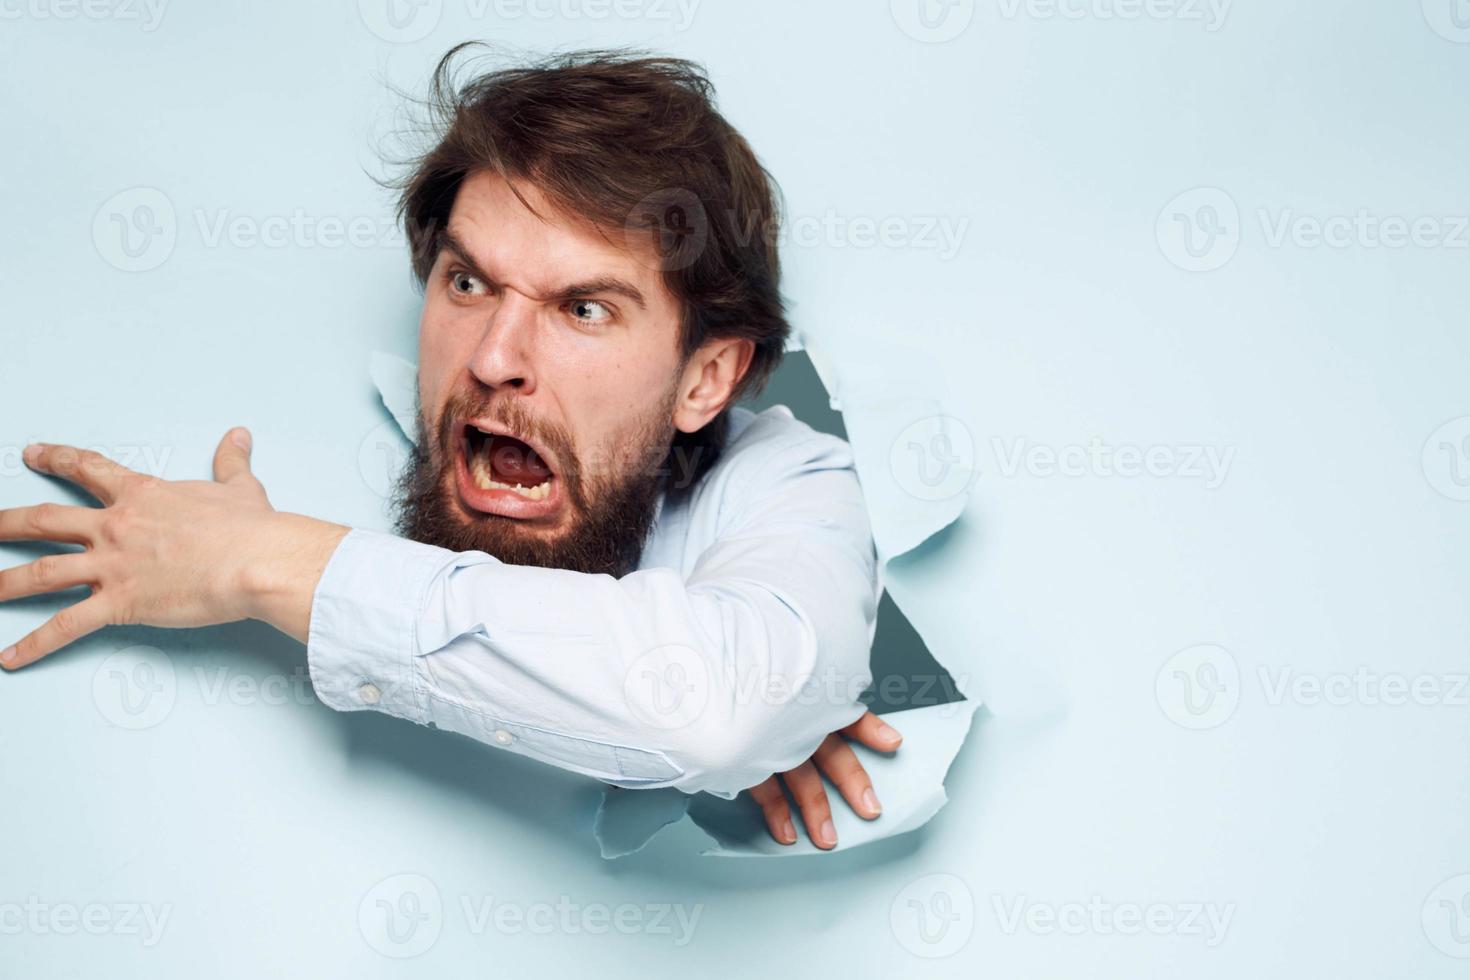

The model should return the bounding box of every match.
[0,46,903,850]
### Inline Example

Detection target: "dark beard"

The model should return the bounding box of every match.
[393,390,675,578]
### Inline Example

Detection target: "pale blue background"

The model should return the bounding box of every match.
[3,0,1469,976]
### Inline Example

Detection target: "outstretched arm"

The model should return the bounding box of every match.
[0,430,345,666]
[1,428,885,808]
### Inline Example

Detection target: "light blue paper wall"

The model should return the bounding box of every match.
[3,1,1469,976]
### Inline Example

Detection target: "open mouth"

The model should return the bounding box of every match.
[454,422,562,520]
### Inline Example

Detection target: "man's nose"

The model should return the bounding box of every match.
[468,292,538,393]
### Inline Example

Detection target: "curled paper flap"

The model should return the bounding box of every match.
[689,700,978,857]
[594,786,694,859]
[370,350,419,441]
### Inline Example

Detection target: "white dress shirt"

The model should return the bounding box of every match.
[305,404,880,797]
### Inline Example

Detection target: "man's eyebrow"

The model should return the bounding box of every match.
[547,276,647,311]
[436,228,647,311]
[436,229,494,284]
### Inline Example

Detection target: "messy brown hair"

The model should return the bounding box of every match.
[393,44,790,494]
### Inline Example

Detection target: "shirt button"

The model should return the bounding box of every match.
[493,729,514,746]
[358,683,382,705]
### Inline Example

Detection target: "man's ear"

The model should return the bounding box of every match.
[673,337,755,433]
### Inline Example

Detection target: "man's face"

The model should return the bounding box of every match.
[396,171,690,576]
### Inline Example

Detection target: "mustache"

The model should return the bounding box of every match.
[435,391,570,463]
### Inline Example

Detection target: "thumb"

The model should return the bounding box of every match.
[213,427,256,484]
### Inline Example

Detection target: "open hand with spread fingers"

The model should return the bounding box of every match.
[0,430,348,669]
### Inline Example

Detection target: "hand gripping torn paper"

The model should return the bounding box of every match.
[368,335,979,858]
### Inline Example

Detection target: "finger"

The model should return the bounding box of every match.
[212,427,258,486]
[0,503,102,545]
[1,596,111,670]
[814,733,882,819]
[842,709,903,752]
[0,553,97,603]
[783,760,837,849]
[23,444,138,506]
[748,776,797,845]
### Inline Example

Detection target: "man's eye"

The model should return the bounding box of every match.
[450,271,487,297]
[568,299,613,325]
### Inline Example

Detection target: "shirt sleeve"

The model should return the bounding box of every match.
[305,430,879,797]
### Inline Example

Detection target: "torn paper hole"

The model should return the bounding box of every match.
[368,340,979,858]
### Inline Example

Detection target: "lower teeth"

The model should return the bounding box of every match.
[470,452,551,501]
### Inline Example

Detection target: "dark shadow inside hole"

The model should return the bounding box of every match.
[744,350,965,715]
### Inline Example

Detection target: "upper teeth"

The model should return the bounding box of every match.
[469,444,552,501]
